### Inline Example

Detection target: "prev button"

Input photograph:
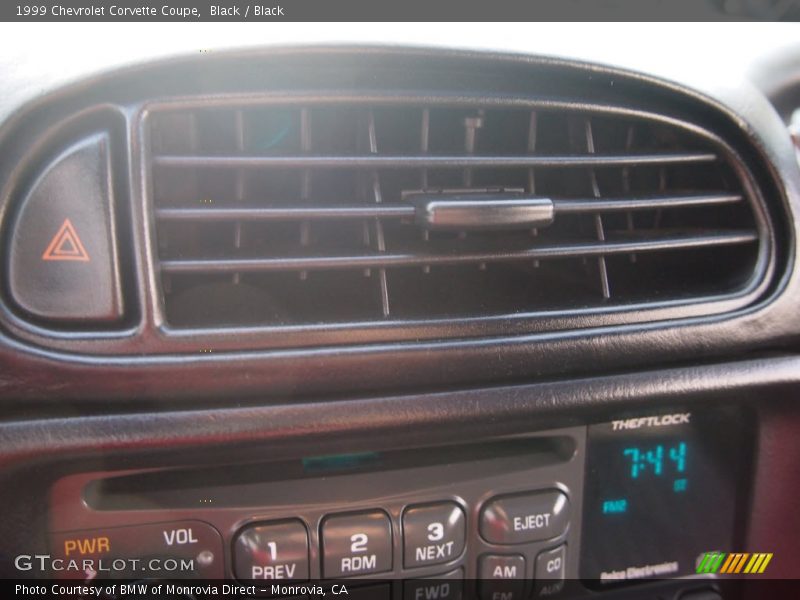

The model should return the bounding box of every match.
[480,490,569,545]
[234,520,309,581]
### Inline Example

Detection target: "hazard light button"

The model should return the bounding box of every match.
[8,133,124,323]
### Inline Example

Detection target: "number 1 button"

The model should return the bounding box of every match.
[233,520,310,581]
[403,502,466,568]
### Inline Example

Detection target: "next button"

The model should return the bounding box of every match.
[480,490,569,545]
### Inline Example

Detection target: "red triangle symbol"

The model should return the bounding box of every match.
[41,219,90,262]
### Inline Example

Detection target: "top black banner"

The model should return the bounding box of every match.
[3,0,800,22]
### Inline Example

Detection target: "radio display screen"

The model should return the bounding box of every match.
[580,410,749,584]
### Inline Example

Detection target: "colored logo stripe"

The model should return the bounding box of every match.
[698,552,773,574]
[719,553,736,573]
[748,553,773,574]
[697,552,726,573]
[744,554,762,573]
[730,553,749,573]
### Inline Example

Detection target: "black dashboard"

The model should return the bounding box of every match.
[1,25,800,600]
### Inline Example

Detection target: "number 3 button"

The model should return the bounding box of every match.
[403,502,466,568]
[321,511,393,577]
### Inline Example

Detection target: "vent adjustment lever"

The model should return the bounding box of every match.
[407,192,555,231]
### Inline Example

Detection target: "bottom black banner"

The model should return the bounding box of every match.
[5,579,800,600]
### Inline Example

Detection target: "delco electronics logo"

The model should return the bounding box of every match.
[611,413,691,431]
[697,552,773,575]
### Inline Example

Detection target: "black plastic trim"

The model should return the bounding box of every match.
[0,47,796,404]
[1,354,798,471]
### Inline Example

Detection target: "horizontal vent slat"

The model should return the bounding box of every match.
[552,193,743,213]
[154,193,743,222]
[155,204,415,221]
[159,231,758,274]
[153,152,718,169]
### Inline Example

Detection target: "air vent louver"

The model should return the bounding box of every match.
[146,96,768,337]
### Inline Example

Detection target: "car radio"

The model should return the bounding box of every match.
[47,409,750,599]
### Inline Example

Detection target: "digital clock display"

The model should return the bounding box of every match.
[580,410,749,585]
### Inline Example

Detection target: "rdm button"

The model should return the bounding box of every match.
[480,490,569,545]
[8,133,123,323]
[322,510,392,577]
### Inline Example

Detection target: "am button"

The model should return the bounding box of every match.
[480,490,569,545]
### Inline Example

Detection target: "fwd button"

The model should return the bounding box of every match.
[480,490,569,545]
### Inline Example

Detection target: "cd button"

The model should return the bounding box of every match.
[534,544,566,598]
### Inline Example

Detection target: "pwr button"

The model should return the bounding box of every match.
[63,536,111,557]
[49,520,223,579]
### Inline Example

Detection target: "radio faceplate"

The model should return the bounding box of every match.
[50,431,583,597]
[48,410,750,599]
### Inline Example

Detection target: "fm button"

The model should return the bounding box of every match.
[479,554,526,600]
[480,490,569,545]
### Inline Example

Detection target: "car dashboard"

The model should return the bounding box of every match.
[0,23,799,600]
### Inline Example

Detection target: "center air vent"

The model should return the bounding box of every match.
[146,95,770,335]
